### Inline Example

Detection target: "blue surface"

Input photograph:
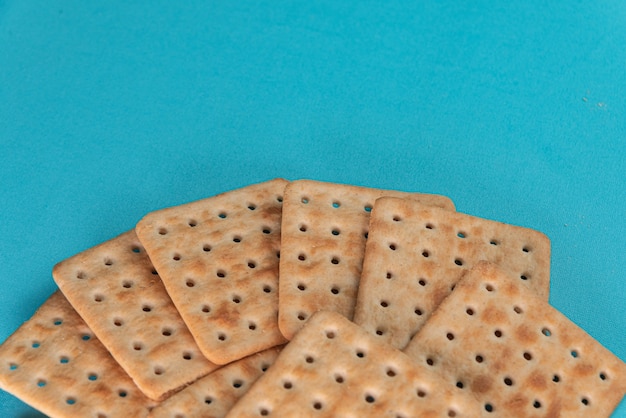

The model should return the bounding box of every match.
[1,0,625,416]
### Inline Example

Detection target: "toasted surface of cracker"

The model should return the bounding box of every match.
[225,310,481,418]
[278,180,455,340]
[0,291,155,417]
[403,261,626,418]
[354,196,551,349]
[135,178,288,364]
[149,346,282,418]
[52,230,218,401]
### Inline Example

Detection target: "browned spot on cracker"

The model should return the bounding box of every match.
[457,239,475,254]
[418,260,438,278]
[430,283,451,308]
[471,225,484,237]
[545,398,562,418]
[184,258,209,277]
[263,204,282,218]
[471,374,493,394]
[212,302,244,329]
[480,304,506,325]
[515,323,538,344]
[527,370,547,391]
[253,265,279,280]
[504,394,529,410]
[573,362,595,377]
[490,347,512,373]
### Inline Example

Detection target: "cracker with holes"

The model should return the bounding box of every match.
[52,230,219,401]
[403,261,626,417]
[149,346,282,418]
[135,178,289,365]
[0,291,155,417]
[225,310,481,417]
[278,179,455,340]
[353,196,551,350]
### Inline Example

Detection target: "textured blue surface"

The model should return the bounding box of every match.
[1,1,625,416]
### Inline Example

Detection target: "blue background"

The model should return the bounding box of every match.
[1,1,624,416]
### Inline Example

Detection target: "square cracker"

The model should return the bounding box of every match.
[52,230,219,401]
[0,291,155,417]
[224,310,481,418]
[403,261,626,418]
[149,346,282,418]
[354,196,551,350]
[135,178,288,365]
[278,179,455,340]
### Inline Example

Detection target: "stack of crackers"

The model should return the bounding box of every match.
[1,178,624,417]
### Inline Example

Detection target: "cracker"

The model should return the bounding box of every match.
[403,261,626,417]
[278,179,455,340]
[0,291,155,417]
[52,230,218,401]
[354,196,551,349]
[149,346,282,418]
[135,178,289,365]
[225,310,481,417]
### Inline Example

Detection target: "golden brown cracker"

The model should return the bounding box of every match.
[0,291,155,417]
[52,230,218,401]
[403,262,626,417]
[278,180,455,340]
[135,179,288,365]
[354,197,550,349]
